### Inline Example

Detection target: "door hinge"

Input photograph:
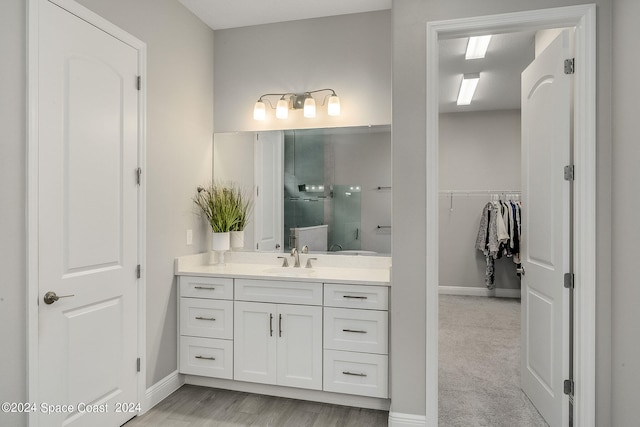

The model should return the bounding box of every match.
[136,76,141,90]
[136,357,141,372]
[564,58,575,75]
[136,264,141,279]
[564,165,575,181]
[136,167,142,185]
[564,273,574,289]
[563,379,574,396]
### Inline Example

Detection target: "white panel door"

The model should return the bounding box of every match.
[254,131,284,252]
[234,301,277,384]
[521,30,572,427]
[37,1,140,426]
[276,304,322,390]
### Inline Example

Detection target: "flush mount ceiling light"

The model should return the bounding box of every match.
[253,88,340,120]
[457,73,480,106]
[465,35,492,60]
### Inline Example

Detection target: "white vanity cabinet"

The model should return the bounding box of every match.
[234,279,323,390]
[322,283,389,399]
[178,276,234,379]
[175,255,391,410]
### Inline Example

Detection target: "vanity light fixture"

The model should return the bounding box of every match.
[253,88,340,120]
[465,35,492,60]
[457,73,480,106]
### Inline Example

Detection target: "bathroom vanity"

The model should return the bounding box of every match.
[175,251,391,410]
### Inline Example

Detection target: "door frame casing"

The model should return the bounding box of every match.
[425,4,596,426]
[26,0,147,424]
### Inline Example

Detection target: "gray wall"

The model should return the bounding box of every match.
[393,0,613,422]
[439,110,521,290]
[0,1,27,426]
[213,10,392,132]
[0,2,214,424]
[611,0,640,424]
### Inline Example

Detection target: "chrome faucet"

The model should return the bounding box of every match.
[291,247,301,268]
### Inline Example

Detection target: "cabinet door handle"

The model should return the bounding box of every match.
[195,316,216,321]
[195,355,216,360]
[342,329,367,334]
[342,371,367,377]
[194,286,215,290]
[270,313,274,337]
[343,295,367,299]
[279,314,283,337]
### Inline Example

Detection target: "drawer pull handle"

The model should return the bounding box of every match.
[279,314,283,337]
[195,316,216,321]
[195,355,216,360]
[343,295,367,299]
[343,371,367,377]
[194,286,215,290]
[342,329,367,334]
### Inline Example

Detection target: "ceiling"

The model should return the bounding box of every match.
[178,1,535,113]
[439,32,536,113]
[178,0,391,30]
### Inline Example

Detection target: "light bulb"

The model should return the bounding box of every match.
[253,100,266,120]
[327,94,341,116]
[304,96,316,118]
[276,98,289,119]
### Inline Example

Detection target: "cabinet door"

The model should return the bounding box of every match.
[276,304,323,390]
[234,301,277,384]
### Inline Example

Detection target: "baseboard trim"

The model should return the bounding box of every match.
[142,370,184,414]
[439,285,520,298]
[184,375,390,411]
[388,412,427,427]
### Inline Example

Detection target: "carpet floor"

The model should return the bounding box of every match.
[439,295,549,427]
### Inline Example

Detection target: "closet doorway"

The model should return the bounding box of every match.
[425,5,597,427]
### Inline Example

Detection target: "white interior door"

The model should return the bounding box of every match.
[37,0,140,425]
[254,131,284,252]
[520,30,572,426]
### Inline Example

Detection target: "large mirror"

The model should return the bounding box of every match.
[213,125,391,255]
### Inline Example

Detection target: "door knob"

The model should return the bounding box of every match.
[43,291,75,305]
[516,266,526,276]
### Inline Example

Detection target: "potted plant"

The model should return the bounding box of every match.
[194,183,239,252]
[229,185,253,250]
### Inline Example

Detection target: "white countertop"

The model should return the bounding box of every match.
[175,252,391,286]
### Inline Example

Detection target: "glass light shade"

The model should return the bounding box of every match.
[303,96,316,118]
[276,98,289,119]
[327,95,341,116]
[253,101,266,120]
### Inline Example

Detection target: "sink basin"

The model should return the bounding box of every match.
[263,267,316,276]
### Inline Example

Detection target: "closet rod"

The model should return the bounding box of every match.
[439,190,521,194]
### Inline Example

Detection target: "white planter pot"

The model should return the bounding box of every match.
[230,230,245,249]
[211,231,230,251]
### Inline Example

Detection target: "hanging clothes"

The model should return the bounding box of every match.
[476,198,522,289]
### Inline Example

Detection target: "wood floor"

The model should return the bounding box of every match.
[124,385,389,427]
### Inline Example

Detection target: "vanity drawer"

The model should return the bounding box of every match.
[179,276,234,300]
[323,350,388,398]
[235,279,322,305]
[180,298,233,339]
[179,336,233,379]
[324,283,389,310]
[324,307,388,354]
